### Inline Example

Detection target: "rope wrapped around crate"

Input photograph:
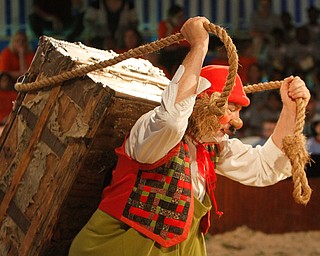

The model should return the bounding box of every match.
[14,22,312,205]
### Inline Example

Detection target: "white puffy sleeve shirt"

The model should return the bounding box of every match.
[125,65,292,201]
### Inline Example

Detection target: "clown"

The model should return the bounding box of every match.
[188,65,249,143]
[69,17,310,256]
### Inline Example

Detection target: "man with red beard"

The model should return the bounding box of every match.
[69,17,311,256]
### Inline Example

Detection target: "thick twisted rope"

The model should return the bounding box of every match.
[244,81,312,205]
[282,98,312,205]
[15,33,184,91]
[14,22,311,204]
[15,22,239,114]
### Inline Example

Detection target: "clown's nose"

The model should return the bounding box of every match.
[229,118,243,130]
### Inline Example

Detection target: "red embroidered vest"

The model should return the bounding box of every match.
[99,138,219,248]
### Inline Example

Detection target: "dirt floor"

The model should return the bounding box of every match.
[205,226,320,256]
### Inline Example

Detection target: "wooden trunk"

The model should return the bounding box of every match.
[0,36,169,255]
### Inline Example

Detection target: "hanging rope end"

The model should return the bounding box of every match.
[293,186,313,205]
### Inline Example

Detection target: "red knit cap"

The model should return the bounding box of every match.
[200,65,250,107]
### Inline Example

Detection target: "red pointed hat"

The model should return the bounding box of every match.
[200,65,250,107]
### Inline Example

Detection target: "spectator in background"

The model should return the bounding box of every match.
[306,118,320,177]
[157,4,186,42]
[304,6,320,44]
[28,0,85,41]
[206,38,258,86]
[280,11,296,44]
[0,31,35,81]
[0,72,17,134]
[307,119,320,154]
[67,0,86,41]
[286,25,319,76]
[240,63,268,137]
[264,27,289,78]
[113,27,173,79]
[0,72,15,91]
[207,37,230,67]
[310,67,320,96]
[157,4,189,78]
[304,91,319,137]
[83,0,138,50]
[268,68,287,82]
[245,90,282,136]
[245,62,268,101]
[114,26,172,79]
[243,62,265,86]
[144,52,171,79]
[248,0,282,57]
[115,26,144,54]
[237,39,258,85]
[253,118,277,146]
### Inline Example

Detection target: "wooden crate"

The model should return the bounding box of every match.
[0,36,169,255]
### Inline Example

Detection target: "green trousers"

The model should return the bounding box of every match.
[68,195,212,256]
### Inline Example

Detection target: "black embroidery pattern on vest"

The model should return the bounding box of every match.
[123,141,192,241]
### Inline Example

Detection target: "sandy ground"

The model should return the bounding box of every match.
[205,226,320,256]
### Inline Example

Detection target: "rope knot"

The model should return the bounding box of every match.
[207,92,226,117]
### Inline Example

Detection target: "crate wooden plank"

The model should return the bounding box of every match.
[0,36,169,255]
[0,86,62,224]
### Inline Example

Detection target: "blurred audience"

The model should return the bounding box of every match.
[286,25,319,76]
[252,118,277,146]
[280,11,296,44]
[157,4,189,78]
[307,119,320,176]
[0,31,35,81]
[248,0,282,57]
[239,63,266,137]
[28,0,85,41]
[304,6,320,44]
[237,40,258,85]
[83,0,138,49]
[310,68,320,100]
[207,39,229,66]
[244,90,282,137]
[0,72,15,90]
[264,27,289,77]
[307,119,320,154]
[157,4,186,41]
[115,26,143,54]
[0,72,17,134]
[304,91,320,137]
[246,62,265,80]
[144,52,171,79]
